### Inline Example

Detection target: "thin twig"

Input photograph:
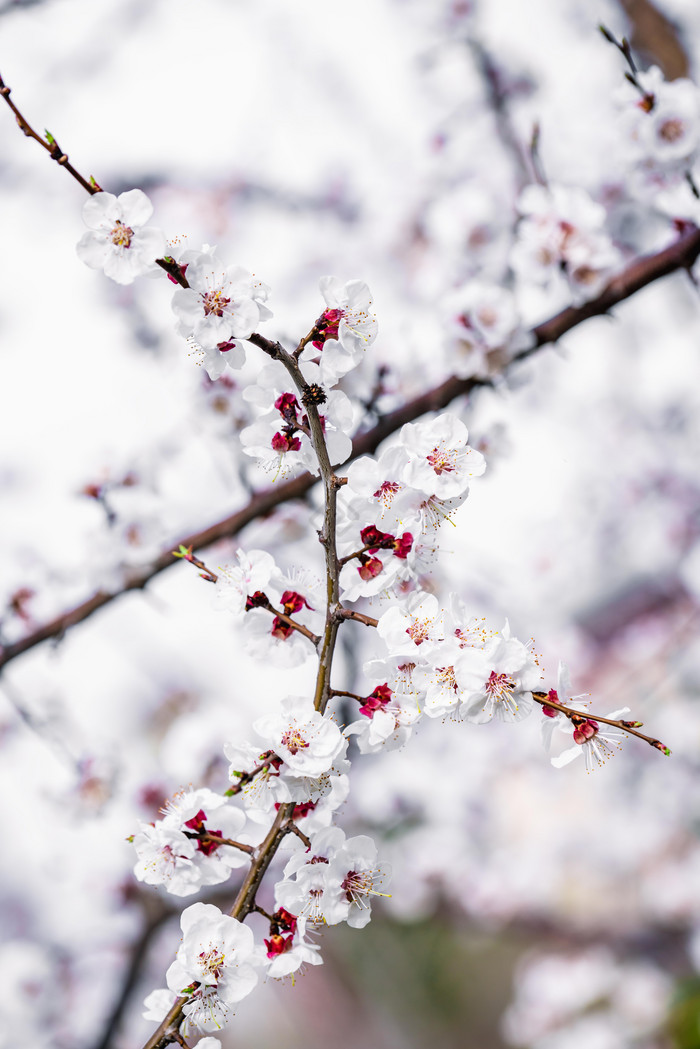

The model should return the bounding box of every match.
[336,608,379,628]
[532,691,671,754]
[285,820,312,849]
[182,832,254,855]
[329,688,364,701]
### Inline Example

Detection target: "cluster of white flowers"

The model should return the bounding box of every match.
[133,787,251,897]
[344,601,544,753]
[72,182,657,1045]
[503,947,672,1049]
[617,65,700,187]
[442,281,530,379]
[240,358,355,478]
[511,183,622,304]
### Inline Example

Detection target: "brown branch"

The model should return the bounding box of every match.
[182,831,254,855]
[253,595,321,647]
[617,0,689,81]
[294,324,320,358]
[0,73,98,195]
[284,820,312,849]
[532,691,671,754]
[0,473,316,671]
[329,688,365,701]
[141,342,346,1046]
[225,754,274,796]
[336,608,379,628]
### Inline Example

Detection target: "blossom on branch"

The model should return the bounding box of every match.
[455,623,542,723]
[304,276,378,385]
[171,252,271,350]
[165,903,259,1032]
[76,189,166,284]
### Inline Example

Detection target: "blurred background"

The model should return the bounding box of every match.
[1,0,700,1046]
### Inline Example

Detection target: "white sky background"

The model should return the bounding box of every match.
[1,0,700,1046]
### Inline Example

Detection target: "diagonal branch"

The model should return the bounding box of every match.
[2,225,700,674]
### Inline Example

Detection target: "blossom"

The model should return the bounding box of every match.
[214,549,276,619]
[326,834,390,928]
[258,700,344,778]
[542,688,631,773]
[511,184,622,304]
[133,821,200,896]
[617,66,700,171]
[133,788,250,896]
[377,592,445,654]
[253,696,346,779]
[443,282,529,379]
[413,638,465,718]
[344,447,412,531]
[275,827,347,923]
[344,689,421,753]
[455,624,541,722]
[241,361,354,477]
[338,521,411,602]
[398,414,486,499]
[76,189,167,284]
[165,903,258,1032]
[172,252,270,350]
[224,739,286,815]
[264,915,322,978]
[304,277,378,385]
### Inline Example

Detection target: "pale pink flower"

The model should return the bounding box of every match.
[77,189,166,284]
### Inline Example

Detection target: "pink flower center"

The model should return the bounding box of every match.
[265,933,293,958]
[573,717,599,744]
[484,670,516,701]
[271,431,302,453]
[313,307,345,348]
[436,665,458,693]
[659,117,685,143]
[541,688,560,718]
[406,617,431,645]
[281,727,309,754]
[360,683,393,718]
[275,392,300,422]
[426,443,458,475]
[281,589,313,615]
[373,480,401,507]
[110,221,134,248]
[342,869,373,902]
[198,947,225,980]
[201,288,231,317]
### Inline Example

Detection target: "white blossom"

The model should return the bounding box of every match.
[166,903,259,1032]
[76,189,166,284]
[172,253,269,350]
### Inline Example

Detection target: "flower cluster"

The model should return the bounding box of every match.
[511,183,622,303]
[617,65,700,182]
[442,281,530,379]
[133,787,250,897]
[240,359,354,478]
[70,180,669,1047]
